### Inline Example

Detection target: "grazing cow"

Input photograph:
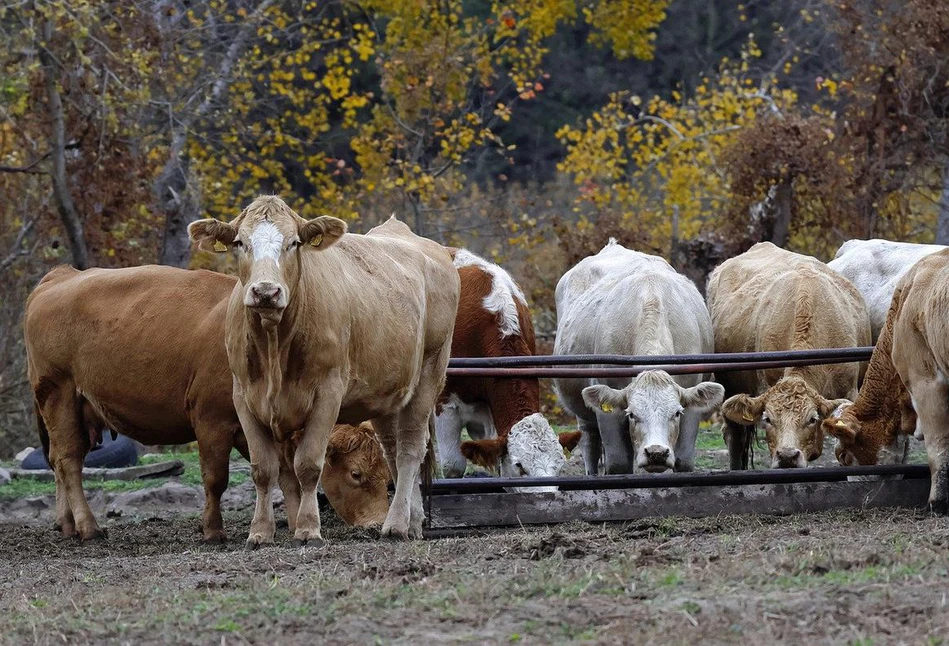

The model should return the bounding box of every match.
[189,196,459,547]
[828,239,945,342]
[437,249,576,483]
[322,423,391,527]
[880,249,949,512]
[552,239,724,475]
[24,265,250,542]
[821,292,917,467]
[708,242,870,469]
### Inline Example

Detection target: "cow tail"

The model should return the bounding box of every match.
[35,399,51,465]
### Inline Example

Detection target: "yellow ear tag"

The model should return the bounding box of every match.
[212,240,228,253]
[310,233,323,248]
[601,403,613,413]
[835,420,847,428]
[742,414,754,422]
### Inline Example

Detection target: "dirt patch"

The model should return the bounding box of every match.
[2,498,949,644]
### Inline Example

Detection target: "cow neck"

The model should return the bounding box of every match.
[851,325,900,422]
[246,273,306,442]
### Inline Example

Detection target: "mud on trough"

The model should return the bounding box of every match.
[2,432,948,644]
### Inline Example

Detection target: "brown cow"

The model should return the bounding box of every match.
[322,422,391,527]
[707,242,870,469]
[436,249,577,484]
[822,289,917,466]
[24,265,253,542]
[189,196,459,547]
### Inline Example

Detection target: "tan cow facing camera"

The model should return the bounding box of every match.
[189,196,459,547]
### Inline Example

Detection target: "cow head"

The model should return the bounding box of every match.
[721,376,850,468]
[460,414,574,493]
[581,371,724,474]
[823,399,915,467]
[321,423,391,527]
[188,196,347,327]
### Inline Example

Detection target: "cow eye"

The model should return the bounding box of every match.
[514,462,527,476]
[626,412,639,423]
[232,239,244,249]
[671,409,683,421]
[350,470,361,481]
[761,413,772,425]
[289,239,302,250]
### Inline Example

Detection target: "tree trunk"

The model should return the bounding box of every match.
[936,165,949,245]
[769,180,793,247]
[40,19,89,270]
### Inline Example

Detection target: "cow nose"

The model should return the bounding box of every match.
[776,447,802,468]
[251,282,282,305]
[644,445,670,463]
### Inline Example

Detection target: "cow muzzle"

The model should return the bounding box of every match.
[246,281,287,310]
[773,447,806,469]
[639,444,673,473]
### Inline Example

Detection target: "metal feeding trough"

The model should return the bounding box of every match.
[425,347,931,530]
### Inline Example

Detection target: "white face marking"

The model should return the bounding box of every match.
[625,382,680,471]
[500,413,566,493]
[250,221,285,265]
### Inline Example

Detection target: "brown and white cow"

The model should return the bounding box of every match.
[189,196,459,547]
[436,249,576,486]
[24,265,252,542]
[707,242,871,469]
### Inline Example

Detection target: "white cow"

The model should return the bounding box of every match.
[552,239,724,475]
[828,239,946,342]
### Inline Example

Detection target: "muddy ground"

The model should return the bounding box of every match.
[1,431,945,645]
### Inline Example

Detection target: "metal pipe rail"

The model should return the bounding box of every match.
[448,346,874,368]
[428,464,931,495]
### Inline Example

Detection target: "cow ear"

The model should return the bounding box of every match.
[558,431,582,453]
[581,384,626,414]
[460,438,507,469]
[188,219,237,252]
[818,397,852,419]
[299,216,347,250]
[822,417,857,443]
[721,393,765,425]
[680,381,725,412]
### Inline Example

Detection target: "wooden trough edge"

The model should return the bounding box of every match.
[7,460,186,482]
[426,476,933,530]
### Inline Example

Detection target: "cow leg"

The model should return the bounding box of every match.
[278,444,301,533]
[723,419,751,470]
[435,405,466,478]
[911,380,949,514]
[236,398,280,550]
[384,347,449,540]
[291,392,342,547]
[195,428,232,543]
[674,409,701,472]
[44,387,102,540]
[578,418,601,475]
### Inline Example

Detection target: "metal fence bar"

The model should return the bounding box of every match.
[448,347,874,369]
[446,355,870,379]
[430,464,931,494]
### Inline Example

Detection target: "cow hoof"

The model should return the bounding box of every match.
[79,527,107,542]
[202,531,228,545]
[291,536,325,549]
[930,499,949,516]
[381,526,410,541]
[244,536,274,551]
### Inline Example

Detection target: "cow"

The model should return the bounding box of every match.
[707,242,871,469]
[552,239,724,475]
[828,239,945,342]
[821,290,917,467]
[436,249,577,483]
[878,248,949,512]
[188,196,459,547]
[322,422,391,527]
[24,265,254,542]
